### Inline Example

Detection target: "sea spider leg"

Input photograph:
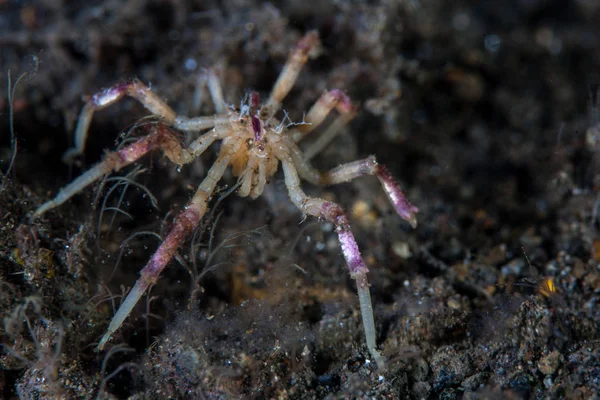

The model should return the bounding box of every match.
[265,31,320,117]
[206,68,227,114]
[33,124,221,217]
[302,98,357,161]
[63,79,226,162]
[277,150,386,368]
[290,89,354,142]
[288,150,419,227]
[64,79,177,162]
[97,140,239,350]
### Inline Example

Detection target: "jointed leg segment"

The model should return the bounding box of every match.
[278,143,418,367]
[265,31,320,116]
[36,130,163,217]
[278,151,386,367]
[289,150,419,227]
[292,89,354,139]
[302,105,357,161]
[34,123,221,217]
[64,78,228,163]
[64,80,178,162]
[97,141,238,350]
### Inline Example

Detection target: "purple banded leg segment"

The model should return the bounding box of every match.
[278,153,385,367]
[375,163,419,228]
[96,204,202,350]
[291,153,419,228]
[339,229,369,277]
[34,123,207,218]
[34,122,222,218]
[34,132,160,217]
[96,145,235,350]
[320,201,368,277]
[280,149,419,368]
[316,200,385,366]
[64,79,178,162]
[311,198,384,367]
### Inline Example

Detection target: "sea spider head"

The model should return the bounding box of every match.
[226,91,283,199]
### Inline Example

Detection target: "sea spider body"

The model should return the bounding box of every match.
[224,96,282,199]
[33,31,418,368]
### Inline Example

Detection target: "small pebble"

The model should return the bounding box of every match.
[538,350,561,375]
[392,241,412,259]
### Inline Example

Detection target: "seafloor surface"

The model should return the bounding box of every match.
[1,1,599,399]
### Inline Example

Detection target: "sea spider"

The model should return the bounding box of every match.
[33,31,418,367]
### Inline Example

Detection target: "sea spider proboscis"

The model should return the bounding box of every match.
[33,31,418,368]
